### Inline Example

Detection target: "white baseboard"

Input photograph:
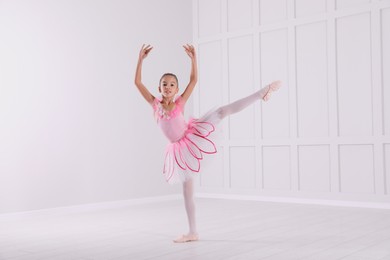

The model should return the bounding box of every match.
[196,193,390,209]
[2,193,389,221]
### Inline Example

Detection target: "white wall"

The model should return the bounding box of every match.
[194,0,390,205]
[0,0,192,213]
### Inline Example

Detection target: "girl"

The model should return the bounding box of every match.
[134,44,280,243]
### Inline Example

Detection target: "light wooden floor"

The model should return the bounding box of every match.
[1,198,390,260]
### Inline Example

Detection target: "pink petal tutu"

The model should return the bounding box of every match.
[154,97,222,184]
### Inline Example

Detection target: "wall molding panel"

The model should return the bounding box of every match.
[194,0,390,205]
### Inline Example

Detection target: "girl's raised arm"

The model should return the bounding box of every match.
[134,44,155,105]
[180,44,198,103]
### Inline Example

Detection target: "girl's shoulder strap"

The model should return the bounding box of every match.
[152,96,161,108]
[175,95,186,111]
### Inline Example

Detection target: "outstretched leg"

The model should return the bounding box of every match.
[216,80,281,120]
[173,178,199,243]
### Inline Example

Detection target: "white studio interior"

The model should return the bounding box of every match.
[1,0,390,259]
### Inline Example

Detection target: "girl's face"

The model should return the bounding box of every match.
[159,75,178,98]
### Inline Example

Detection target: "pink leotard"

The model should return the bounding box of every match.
[153,96,220,184]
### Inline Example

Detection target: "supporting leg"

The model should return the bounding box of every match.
[173,179,199,243]
[183,178,197,235]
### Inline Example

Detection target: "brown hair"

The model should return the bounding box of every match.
[159,73,179,87]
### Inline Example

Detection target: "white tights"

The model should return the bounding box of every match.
[216,89,263,120]
[183,179,197,235]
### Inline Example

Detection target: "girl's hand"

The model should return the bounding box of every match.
[139,44,153,60]
[180,44,198,102]
[183,44,196,59]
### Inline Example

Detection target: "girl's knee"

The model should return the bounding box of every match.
[216,107,225,119]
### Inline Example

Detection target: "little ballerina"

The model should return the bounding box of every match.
[134,44,280,243]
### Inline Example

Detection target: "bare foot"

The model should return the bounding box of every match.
[262,80,281,101]
[173,233,199,243]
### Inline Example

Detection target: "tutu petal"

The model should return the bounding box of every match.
[174,142,187,170]
[180,142,201,172]
[191,121,215,137]
[163,150,175,182]
[186,133,217,154]
[183,137,203,159]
